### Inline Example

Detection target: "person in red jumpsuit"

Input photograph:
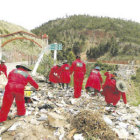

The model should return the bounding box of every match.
[61,60,70,89]
[102,71,114,96]
[102,74,127,107]
[70,56,86,98]
[49,65,58,84]
[49,64,62,87]
[0,60,7,78]
[0,65,38,124]
[56,64,62,87]
[85,66,103,95]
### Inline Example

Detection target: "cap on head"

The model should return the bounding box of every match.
[95,66,100,70]
[1,60,5,63]
[57,63,62,67]
[63,60,68,64]
[112,72,117,77]
[16,64,32,71]
[76,55,81,59]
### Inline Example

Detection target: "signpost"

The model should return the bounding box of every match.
[48,43,62,64]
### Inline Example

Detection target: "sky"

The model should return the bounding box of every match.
[0,0,140,30]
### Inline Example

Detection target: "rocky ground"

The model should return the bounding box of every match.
[0,75,140,140]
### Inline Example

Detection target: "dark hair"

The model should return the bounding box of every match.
[113,72,117,77]
[76,55,81,59]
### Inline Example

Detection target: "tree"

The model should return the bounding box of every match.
[110,37,118,56]
[37,54,54,81]
[67,51,75,65]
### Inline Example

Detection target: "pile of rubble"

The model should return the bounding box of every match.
[0,81,140,140]
[71,110,118,139]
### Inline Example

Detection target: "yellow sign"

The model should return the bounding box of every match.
[24,86,32,97]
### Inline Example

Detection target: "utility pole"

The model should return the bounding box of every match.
[32,34,48,76]
[54,43,57,65]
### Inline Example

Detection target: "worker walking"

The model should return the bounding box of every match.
[70,55,86,98]
[61,60,71,89]
[0,65,38,124]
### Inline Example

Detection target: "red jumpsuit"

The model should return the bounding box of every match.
[49,66,58,83]
[0,64,7,78]
[60,64,70,84]
[103,72,113,87]
[70,59,86,98]
[85,69,102,92]
[56,66,62,83]
[103,78,127,106]
[0,68,38,122]
[102,72,113,95]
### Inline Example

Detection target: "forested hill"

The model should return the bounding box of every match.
[31,15,140,62]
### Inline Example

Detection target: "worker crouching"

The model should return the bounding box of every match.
[85,66,103,96]
[102,73,127,107]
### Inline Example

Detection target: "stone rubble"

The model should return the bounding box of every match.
[0,81,140,140]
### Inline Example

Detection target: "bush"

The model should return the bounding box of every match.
[37,54,54,81]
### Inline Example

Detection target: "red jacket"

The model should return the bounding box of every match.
[102,72,113,89]
[85,69,102,91]
[49,65,62,83]
[70,59,86,80]
[6,68,38,90]
[103,78,127,106]
[60,63,70,83]
[0,64,7,77]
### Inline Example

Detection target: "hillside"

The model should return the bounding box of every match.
[32,15,140,63]
[0,20,43,62]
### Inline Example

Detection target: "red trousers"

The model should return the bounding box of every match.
[74,79,84,98]
[0,85,25,122]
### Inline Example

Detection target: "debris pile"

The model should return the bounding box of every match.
[0,80,140,140]
[71,110,118,140]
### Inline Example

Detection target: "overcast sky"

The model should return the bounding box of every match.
[0,0,139,30]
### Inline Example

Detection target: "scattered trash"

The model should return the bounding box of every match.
[73,134,85,140]
[38,104,54,110]
[0,80,140,139]
[8,122,21,131]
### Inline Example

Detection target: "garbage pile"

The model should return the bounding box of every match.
[71,110,118,140]
[0,81,140,140]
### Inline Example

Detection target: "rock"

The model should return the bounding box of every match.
[113,128,129,139]
[37,115,47,121]
[14,133,25,140]
[73,134,85,140]
[118,122,128,129]
[47,112,67,127]
[30,119,40,125]
[67,128,77,139]
[8,122,22,131]
[103,116,113,126]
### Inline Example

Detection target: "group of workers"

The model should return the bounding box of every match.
[49,56,86,98]
[49,55,127,106]
[0,56,127,125]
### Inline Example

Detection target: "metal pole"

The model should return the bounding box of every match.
[54,43,57,65]
[32,37,48,76]
[54,49,57,63]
